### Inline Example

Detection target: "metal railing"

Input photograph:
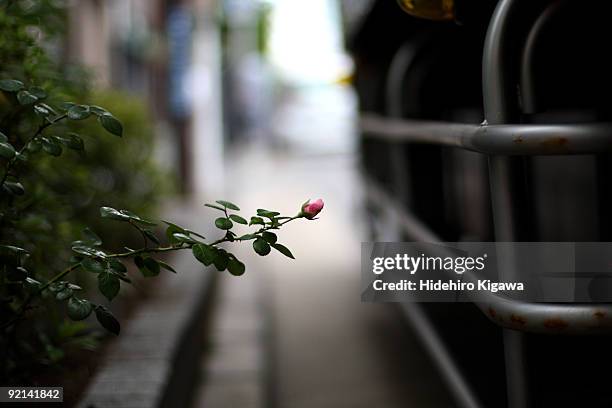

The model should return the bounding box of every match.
[365,177,612,335]
[357,0,612,407]
[362,115,612,156]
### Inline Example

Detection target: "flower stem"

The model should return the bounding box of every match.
[3,213,305,331]
[1,113,67,186]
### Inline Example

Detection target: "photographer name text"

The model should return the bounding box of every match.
[372,279,524,292]
[371,254,524,293]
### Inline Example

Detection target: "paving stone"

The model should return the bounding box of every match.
[205,341,261,376]
[208,326,261,346]
[78,204,217,408]
[80,391,162,408]
[192,378,263,408]
[191,271,266,408]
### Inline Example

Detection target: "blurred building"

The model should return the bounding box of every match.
[66,0,209,194]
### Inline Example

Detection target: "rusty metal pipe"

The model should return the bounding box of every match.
[365,177,612,335]
[361,114,612,156]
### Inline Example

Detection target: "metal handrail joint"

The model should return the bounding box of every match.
[361,114,612,155]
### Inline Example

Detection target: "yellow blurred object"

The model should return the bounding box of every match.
[397,0,455,21]
[335,72,354,86]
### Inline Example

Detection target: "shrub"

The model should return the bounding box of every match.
[0,1,320,387]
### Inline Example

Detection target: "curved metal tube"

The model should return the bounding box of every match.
[365,177,612,335]
[520,1,565,114]
[478,295,612,335]
[361,115,612,156]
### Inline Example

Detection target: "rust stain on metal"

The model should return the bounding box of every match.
[540,137,568,148]
[513,135,523,143]
[593,310,606,319]
[486,307,504,323]
[510,314,526,325]
[543,318,568,329]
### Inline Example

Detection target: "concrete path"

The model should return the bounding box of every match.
[192,148,455,408]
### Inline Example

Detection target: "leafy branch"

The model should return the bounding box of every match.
[1,79,122,196]
[1,78,323,336]
[1,199,318,334]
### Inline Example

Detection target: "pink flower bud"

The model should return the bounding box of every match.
[301,198,324,219]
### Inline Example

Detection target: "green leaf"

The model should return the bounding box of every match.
[133,255,145,272]
[227,256,246,276]
[144,258,160,276]
[205,203,226,211]
[41,137,62,156]
[185,229,206,240]
[50,282,66,292]
[82,228,102,246]
[0,141,15,159]
[216,200,240,211]
[238,233,258,241]
[134,256,149,277]
[135,256,160,277]
[229,214,248,225]
[108,259,127,274]
[0,79,24,92]
[98,113,123,137]
[24,277,41,291]
[131,217,157,227]
[253,238,271,256]
[3,181,25,196]
[262,232,277,244]
[0,131,6,142]
[81,258,105,273]
[71,245,107,259]
[166,227,184,245]
[215,217,233,230]
[67,297,93,321]
[249,216,264,225]
[16,90,38,105]
[58,133,84,151]
[89,105,108,115]
[39,103,57,115]
[213,250,229,271]
[120,210,156,226]
[0,245,28,255]
[272,243,295,259]
[257,209,280,218]
[98,271,120,301]
[56,288,73,301]
[33,104,51,116]
[117,275,132,284]
[162,221,189,245]
[162,220,186,230]
[192,243,218,266]
[95,306,120,335]
[172,232,196,244]
[29,86,47,99]
[1,246,28,267]
[157,259,177,273]
[27,139,42,152]
[100,206,130,221]
[60,102,76,111]
[67,104,90,120]
[143,229,160,245]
